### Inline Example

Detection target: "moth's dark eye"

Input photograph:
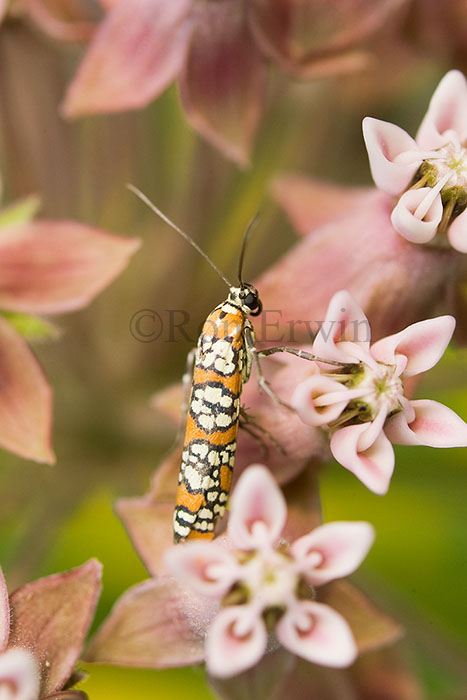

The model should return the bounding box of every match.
[243,291,262,316]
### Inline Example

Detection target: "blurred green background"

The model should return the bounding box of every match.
[0,6,466,699]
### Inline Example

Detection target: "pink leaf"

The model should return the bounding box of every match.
[0,221,140,314]
[180,0,267,166]
[416,70,467,149]
[0,317,54,463]
[84,577,205,668]
[24,0,98,42]
[205,605,267,678]
[116,499,174,576]
[291,522,374,587]
[0,567,10,651]
[62,0,193,117]
[276,600,357,668]
[8,560,102,697]
[385,399,467,447]
[227,465,287,549]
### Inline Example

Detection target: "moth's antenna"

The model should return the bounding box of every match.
[238,211,261,287]
[127,184,233,288]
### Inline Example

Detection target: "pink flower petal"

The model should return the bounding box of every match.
[9,560,102,697]
[62,0,193,117]
[24,0,97,42]
[312,290,371,364]
[362,117,421,195]
[0,221,140,315]
[291,522,374,586]
[447,207,467,253]
[276,600,357,668]
[227,465,287,549]
[0,317,54,463]
[370,315,455,376]
[179,0,267,166]
[0,568,9,651]
[390,188,443,244]
[385,399,467,447]
[0,648,40,700]
[205,605,267,678]
[331,424,395,495]
[292,375,349,427]
[164,541,238,598]
[85,577,206,668]
[416,70,467,149]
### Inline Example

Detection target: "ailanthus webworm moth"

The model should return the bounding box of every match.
[129,186,342,543]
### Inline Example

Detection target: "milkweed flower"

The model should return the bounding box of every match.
[363,70,467,251]
[292,290,467,494]
[165,465,374,678]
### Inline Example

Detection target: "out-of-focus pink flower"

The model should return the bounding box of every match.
[0,0,100,41]
[0,561,101,699]
[165,465,374,678]
[62,0,405,166]
[0,190,140,463]
[292,290,467,494]
[363,70,467,252]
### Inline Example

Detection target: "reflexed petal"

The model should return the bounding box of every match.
[9,560,102,697]
[0,317,54,464]
[416,70,467,148]
[370,316,455,376]
[164,541,238,598]
[85,577,206,667]
[331,424,395,495]
[205,605,267,678]
[312,290,372,364]
[0,648,40,700]
[62,0,193,117]
[362,117,420,195]
[180,0,267,166]
[292,375,349,427]
[385,399,467,447]
[390,188,443,244]
[447,207,467,253]
[0,221,140,314]
[0,567,9,651]
[276,600,357,668]
[227,465,287,550]
[291,522,375,586]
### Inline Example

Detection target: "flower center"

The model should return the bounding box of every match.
[425,141,467,188]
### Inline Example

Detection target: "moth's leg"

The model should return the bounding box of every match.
[174,347,197,444]
[257,345,345,367]
[239,406,287,456]
[244,327,294,411]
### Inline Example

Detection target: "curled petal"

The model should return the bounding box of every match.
[227,465,287,550]
[0,317,53,463]
[390,188,443,244]
[62,0,193,117]
[291,522,375,586]
[276,600,357,668]
[164,541,238,598]
[0,221,140,314]
[362,117,421,195]
[180,0,267,166]
[292,375,350,427]
[447,207,467,253]
[312,290,372,364]
[385,399,467,447]
[0,648,40,700]
[205,605,267,678]
[0,567,9,651]
[331,424,395,495]
[416,70,467,149]
[370,315,455,376]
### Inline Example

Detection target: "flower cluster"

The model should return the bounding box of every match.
[165,465,374,678]
[293,290,467,494]
[364,70,467,251]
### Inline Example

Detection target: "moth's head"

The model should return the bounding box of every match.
[228,284,262,316]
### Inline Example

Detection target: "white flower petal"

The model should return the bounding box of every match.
[391,188,443,244]
[447,208,467,253]
[312,290,371,364]
[276,600,357,668]
[362,117,421,195]
[291,522,374,586]
[0,568,9,652]
[205,605,267,678]
[0,648,40,700]
[292,375,350,427]
[164,541,238,598]
[385,399,467,447]
[416,70,467,149]
[227,465,287,549]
